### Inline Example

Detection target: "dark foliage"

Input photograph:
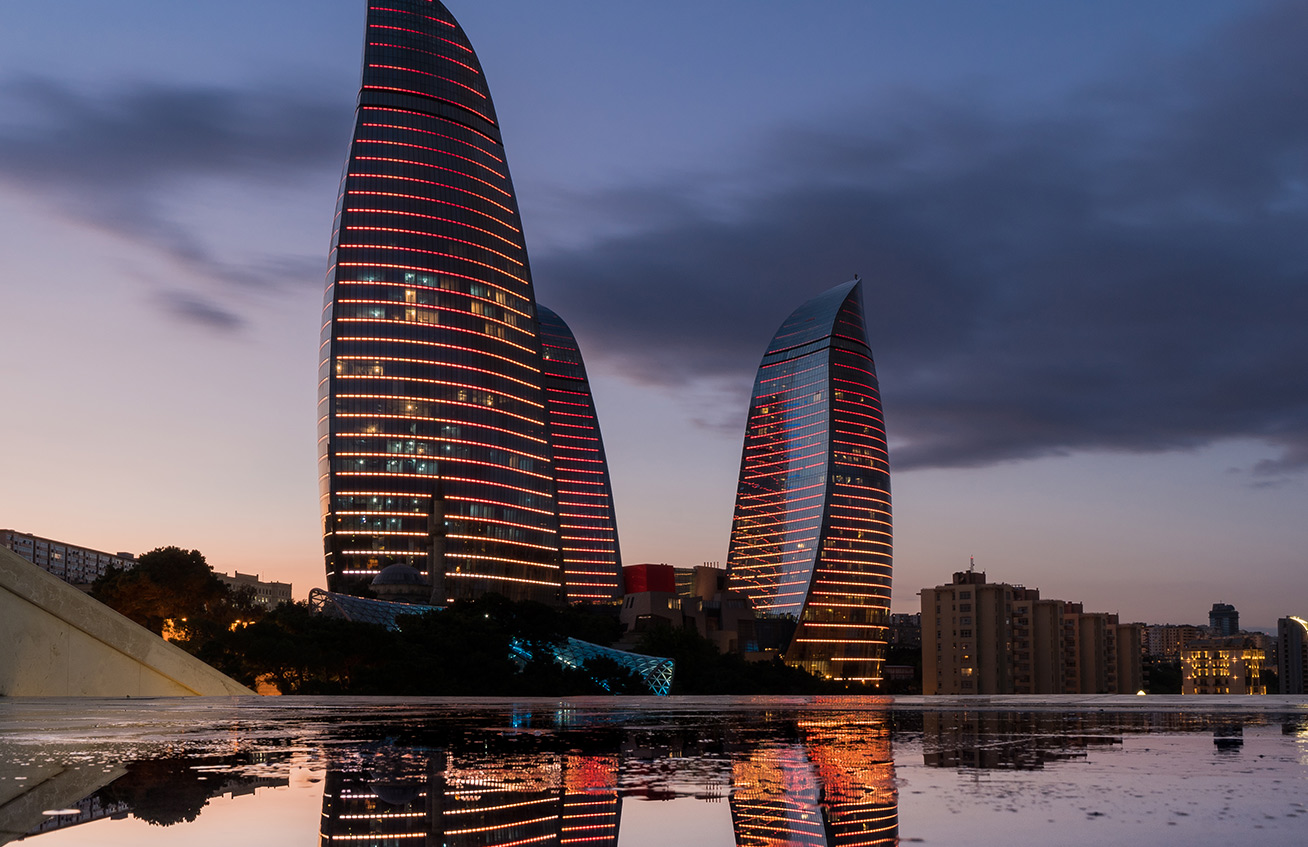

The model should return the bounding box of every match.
[633,625,865,695]
[98,759,213,826]
[91,546,259,640]
[91,552,865,696]
[1144,657,1183,694]
[883,645,923,695]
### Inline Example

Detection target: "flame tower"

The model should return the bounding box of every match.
[538,305,624,601]
[320,0,568,601]
[726,280,892,682]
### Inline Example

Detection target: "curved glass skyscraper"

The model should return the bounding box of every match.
[320,1,567,602]
[538,305,624,602]
[726,280,892,683]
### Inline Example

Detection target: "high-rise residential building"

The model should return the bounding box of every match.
[1010,587,1065,695]
[1278,616,1308,695]
[319,2,613,604]
[1143,623,1204,658]
[537,304,623,602]
[726,279,892,683]
[922,570,1141,695]
[1209,602,1239,636]
[922,570,1011,694]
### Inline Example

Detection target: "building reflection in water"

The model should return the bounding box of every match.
[318,713,897,847]
[319,749,621,847]
[918,710,1303,771]
[731,716,897,847]
[921,712,1124,770]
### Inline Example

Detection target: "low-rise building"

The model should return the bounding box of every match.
[0,529,135,586]
[213,570,293,608]
[619,564,758,655]
[1182,636,1267,695]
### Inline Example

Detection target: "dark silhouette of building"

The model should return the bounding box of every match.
[726,280,892,683]
[1209,603,1239,636]
[318,1,614,604]
[1279,616,1308,695]
[537,305,623,602]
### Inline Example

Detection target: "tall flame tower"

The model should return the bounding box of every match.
[320,1,571,602]
[726,280,892,683]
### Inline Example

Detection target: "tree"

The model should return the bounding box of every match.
[92,546,237,639]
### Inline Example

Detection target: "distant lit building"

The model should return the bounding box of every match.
[727,279,892,683]
[922,569,1141,695]
[1143,624,1203,658]
[888,613,921,649]
[1182,635,1267,695]
[213,570,292,608]
[1209,603,1239,636]
[1277,616,1308,695]
[0,529,135,586]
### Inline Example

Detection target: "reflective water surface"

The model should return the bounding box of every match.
[1,697,1306,846]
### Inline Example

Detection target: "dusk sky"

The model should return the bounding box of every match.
[1,1,1305,631]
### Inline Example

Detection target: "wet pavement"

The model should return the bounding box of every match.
[1,695,1305,846]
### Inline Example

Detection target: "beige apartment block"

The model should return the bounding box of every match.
[922,570,1013,695]
[1011,589,1066,694]
[923,569,1142,696]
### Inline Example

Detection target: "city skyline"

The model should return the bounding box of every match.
[1,1,1305,629]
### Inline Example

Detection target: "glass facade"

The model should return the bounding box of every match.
[537,305,624,602]
[726,280,892,683]
[320,1,566,602]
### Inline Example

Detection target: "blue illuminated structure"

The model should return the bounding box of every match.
[509,638,674,696]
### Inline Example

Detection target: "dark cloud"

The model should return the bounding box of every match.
[156,291,245,331]
[531,0,1308,476]
[0,77,344,189]
[0,77,347,321]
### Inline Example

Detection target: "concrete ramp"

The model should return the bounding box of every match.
[0,546,254,696]
[0,761,127,846]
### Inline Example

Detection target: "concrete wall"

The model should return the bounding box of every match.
[0,546,254,697]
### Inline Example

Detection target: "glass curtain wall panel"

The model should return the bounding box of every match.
[537,305,624,602]
[320,0,564,603]
[726,280,892,683]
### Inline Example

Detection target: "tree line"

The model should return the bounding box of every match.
[93,547,867,696]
